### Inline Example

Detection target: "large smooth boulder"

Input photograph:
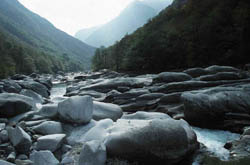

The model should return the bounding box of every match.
[8,126,32,154]
[104,119,199,164]
[181,86,250,132]
[32,121,63,135]
[37,134,66,152]
[30,150,59,165]
[93,101,122,121]
[78,140,106,165]
[2,79,22,93]
[58,96,93,124]
[198,72,243,81]
[183,68,209,78]
[153,72,192,84]
[0,93,35,118]
[18,80,49,98]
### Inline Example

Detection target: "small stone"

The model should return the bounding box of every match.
[7,152,16,163]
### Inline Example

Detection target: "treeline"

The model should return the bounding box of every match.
[0,31,84,78]
[92,0,250,73]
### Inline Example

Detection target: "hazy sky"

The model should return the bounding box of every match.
[18,0,135,36]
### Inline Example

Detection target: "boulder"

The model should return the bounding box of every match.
[104,119,199,163]
[11,74,29,80]
[205,65,239,74]
[37,134,66,152]
[18,80,49,98]
[20,89,44,104]
[30,150,59,165]
[38,104,58,118]
[153,72,192,84]
[121,111,170,120]
[8,126,32,154]
[65,120,97,145]
[183,68,209,78]
[181,86,250,132]
[93,101,122,121]
[78,140,106,165]
[198,72,242,81]
[0,160,15,165]
[0,93,35,118]
[32,121,63,135]
[58,96,93,124]
[2,79,22,93]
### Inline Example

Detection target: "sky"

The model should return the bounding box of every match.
[18,0,135,36]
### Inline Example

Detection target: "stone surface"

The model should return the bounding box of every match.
[78,140,106,165]
[37,134,66,152]
[58,96,93,124]
[20,89,44,104]
[93,101,122,121]
[30,150,59,165]
[0,93,35,118]
[8,126,32,154]
[32,121,63,135]
[0,160,15,165]
[121,111,170,120]
[153,72,192,83]
[38,104,58,118]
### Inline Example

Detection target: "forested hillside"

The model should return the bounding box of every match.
[92,0,250,73]
[0,0,95,78]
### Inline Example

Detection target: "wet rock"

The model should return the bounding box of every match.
[198,72,243,81]
[11,74,29,80]
[0,130,9,143]
[2,79,22,93]
[183,67,209,78]
[37,134,66,152]
[17,154,28,160]
[30,150,59,165]
[228,135,250,160]
[32,121,63,135]
[8,126,32,154]
[205,65,239,74]
[153,72,192,84]
[93,101,122,121]
[78,140,106,165]
[7,152,16,163]
[58,96,93,124]
[0,93,35,118]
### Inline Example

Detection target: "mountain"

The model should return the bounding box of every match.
[143,0,173,12]
[0,0,95,77]
[92,0,250,73]
[75,0,170,47]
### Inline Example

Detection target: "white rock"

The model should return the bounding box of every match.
[32,121,63,135]
[93,101,122,121]
[58,96,93,124]
[78,140,106,165]
[122,111,170,120]
[37,134,66,152]
[30,150,59,165]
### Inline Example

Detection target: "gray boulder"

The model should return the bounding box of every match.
[2,79,22,93]
[183,68,209,78]
[198,72,242,81]
[0,93,35,118]
[181,86,250,132]
[121,111,170,120]
[205,65,239,74]
[30,150,59,165]
[37,134,66,152]
[93,101,122,121]
[104,118,199,163]
[20,89,44,104]
[8,126,32,154]
[32,121,63,135]
[18,80,49,98]
[0,160,15,165]
[153,72,192,84]
[38,104,58,118]
[78,140,106,165]
[58,96,93,124]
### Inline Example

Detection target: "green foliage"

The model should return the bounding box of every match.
[92,0,250,73]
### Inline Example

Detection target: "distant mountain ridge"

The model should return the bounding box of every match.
[75,0,172,47]
[0,0,95,77]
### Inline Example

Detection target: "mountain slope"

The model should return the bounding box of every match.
[143,0,172,12]
[76,0,157,47]
[0,0,95,76]
[92,0,250,72]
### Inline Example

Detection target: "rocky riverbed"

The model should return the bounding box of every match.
[0,65,250,165]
